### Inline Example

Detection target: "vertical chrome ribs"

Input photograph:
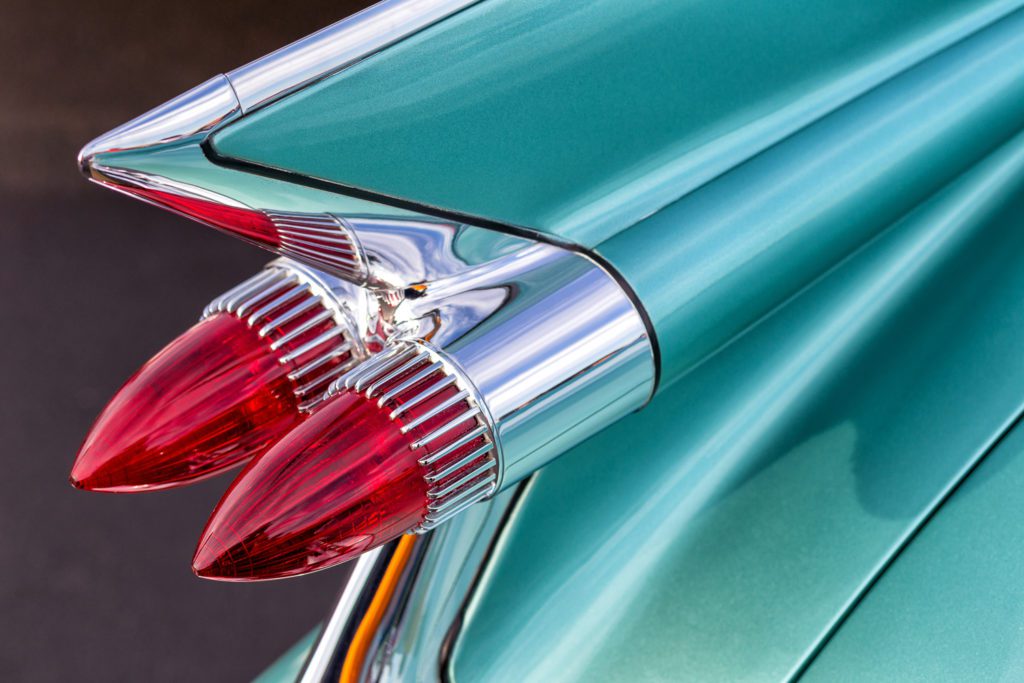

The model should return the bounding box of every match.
[327,341,499,530]
[204,261,365,412]
[263,211,367,284]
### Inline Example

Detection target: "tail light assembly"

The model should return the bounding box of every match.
[94,164,368,284]
[193,243,655,580]
[75,71,658,581]
[193,340,496,580]
[71,260,368,491]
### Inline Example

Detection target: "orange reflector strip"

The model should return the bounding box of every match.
[339,535,417,683]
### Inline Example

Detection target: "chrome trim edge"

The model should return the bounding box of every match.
[298,547,386,683]
[390,243,656,490]
[77,0,658,526]
[328,340,502,530]
[321,241,656,500]
[227,0,483,114]
[203,259,371,412]
[78,0,479,173]
[78,75,241,174]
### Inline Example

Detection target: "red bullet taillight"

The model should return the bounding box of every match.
[77,65,659,586]
[193,342,498,581]
[71,262,362,492]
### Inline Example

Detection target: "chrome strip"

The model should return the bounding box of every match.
[78,75,240,170]
[79,0,480,176]
[297,547,385,683]
[227,0,482,114]
[78,0,657,530]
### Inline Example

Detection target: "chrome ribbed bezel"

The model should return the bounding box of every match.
[203,261,365,412]
[263,210,368,284]
[327,341,500,531]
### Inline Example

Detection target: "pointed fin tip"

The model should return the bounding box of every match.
[76,74,240,180]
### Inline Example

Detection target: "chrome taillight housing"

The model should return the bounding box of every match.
[75,57,657,580]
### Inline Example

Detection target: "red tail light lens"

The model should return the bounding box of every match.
[193,343,498,581]
[96,174,366,283]
[71,265,359,492]
[116,184,280,246]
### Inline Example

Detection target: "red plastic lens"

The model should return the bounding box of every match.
[193,391,427,580]
[193,347,497,581]
[71,268,356,492]
[72,314,299,491]
[114,184,280,246]
[100,179,366,281]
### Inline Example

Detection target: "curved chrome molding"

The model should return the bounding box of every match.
[228,0,482,114]
[78,0,658,513]
[213,242,655,506]
[78,0,480,174]
[313,241,656,497]
[265,211,370,284]
[78,75,240,173]
[391,245,655,489]
[297,546,387,683]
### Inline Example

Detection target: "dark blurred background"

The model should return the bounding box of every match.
[1,2,371,680]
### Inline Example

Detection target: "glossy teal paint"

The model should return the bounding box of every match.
[801,421,1024,681]
[447,132,1024,681]
[600,9,1024,387]
[212,4,1024,392]
[212,0,1021,249]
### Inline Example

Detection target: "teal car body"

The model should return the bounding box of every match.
[81,0,1024,679]
[212,0,1024,390]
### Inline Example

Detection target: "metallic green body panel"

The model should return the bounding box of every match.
[600,10,1024,386]
[448,133,1024,681]
[801,422,1024,682]
[212,0,1018,248]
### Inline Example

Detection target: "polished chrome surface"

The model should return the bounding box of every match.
[329,340,500,530]
[77,0,658,520]
[79,0,479,168]
[88,162,248,208]
[78,75,240,172]
[84,159,534,293]
[298,491,518,683]
[299,231,658,495]
[342,216,526,290]
[203,259,368,411]
[91,145,658,496]
[227,0,482,113]
[265,211,369,284]
[317,239,655,495]
[391,245,656,488]
[371,487,520,682]
[297,546,385,683]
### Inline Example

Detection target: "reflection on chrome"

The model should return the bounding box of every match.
[83,143,657,512]
[291,234,656,496]
[228,0,483,114]
[78,75,240,171]
[79,0,482,167]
